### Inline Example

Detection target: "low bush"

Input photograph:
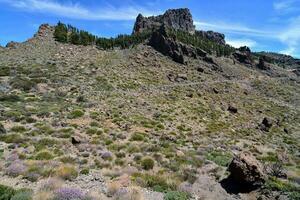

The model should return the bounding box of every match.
[164,191,190,200]
[68,109,84,119]
[141,157,155,170]
[55,165,78,180]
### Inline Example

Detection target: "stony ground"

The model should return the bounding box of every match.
[0,26,299,200]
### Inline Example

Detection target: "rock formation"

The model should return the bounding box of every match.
[196,30,226,45]
[233,46,253,66]
[228,152,266,187]
[133,8,196,34]
[148,26,207,64]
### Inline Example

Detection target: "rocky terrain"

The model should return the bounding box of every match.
[0,8,299,200]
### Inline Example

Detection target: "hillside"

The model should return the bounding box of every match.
[0,8,299,200]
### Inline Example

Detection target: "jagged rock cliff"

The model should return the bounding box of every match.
[133,8,196,34]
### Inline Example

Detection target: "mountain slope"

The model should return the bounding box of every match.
[0,10,299,200]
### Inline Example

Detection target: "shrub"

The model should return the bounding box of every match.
[6,160,27,177]
[11,126,27,133]
[68,110,84,119]
[0,134,25,144]
[0,65,10,76]
[141,157,155,170]
[164,191,190,200]
[80,168,89,175]
[55,165,78,180]
[206,151,232,167]
[10,76,35,91]
[35,151,54,160]
[11,190,33,200]
[132,173,177,192]
[130,132,145,141]
[53,187,87,200]
[0,184,16,200]
[38,178,63,192]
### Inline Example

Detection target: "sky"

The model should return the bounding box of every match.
[0,0,299,58]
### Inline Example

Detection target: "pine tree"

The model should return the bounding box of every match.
[54,22,68,43]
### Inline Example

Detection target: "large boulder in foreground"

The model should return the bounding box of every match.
[228,152,266,187]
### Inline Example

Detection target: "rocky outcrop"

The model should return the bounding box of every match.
[149,26,207,64]
[233,46,253,66]
[196,30,226,45]
[257,57,270,70]
[6,41,20,49]
[133,8,196,34]
[228,152,266,187]
[34,24,54,38]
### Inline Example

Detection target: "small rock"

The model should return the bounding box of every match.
[260,117,273,132]
[0,123,6,134]
[101,151,113,160]
[228,105,238,114]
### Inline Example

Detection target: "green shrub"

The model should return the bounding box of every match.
[0,66,10,76]
[80,168,90,175]
[10,77,35,91]
[35,151,54,160]
[132,173,176,192]
[68,109,84,119]
[206,151,232,167]
[11,190,33,200]
[265,177,300,200]
[141,157,155,170]
[130,132,145,141]
[11,126,26,133]
[0,184,16,200]
[164,191,190,200]
[0,134,25,144]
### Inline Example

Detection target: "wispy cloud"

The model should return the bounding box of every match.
[273,0,300,13]
[0,0,158,20]
[278,16,300,57]
[194,21,274,38]
[226,38,257,48]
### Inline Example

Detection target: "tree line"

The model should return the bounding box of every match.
[53,22,151,49]
[54,22,235,56]
[166,29,235,57]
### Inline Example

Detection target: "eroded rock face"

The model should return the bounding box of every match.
[149,26,207,64]
[6,41,19,49]
[196,30,226,45]
[233,46,253,65]
[133,8,196,34]
[228,152,266,187]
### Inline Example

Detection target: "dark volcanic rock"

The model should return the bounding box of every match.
[149,26,207,64]
[133,8,196,34]
[257,57,271,70]
[259,117,273,132]
[196,30,226,45]
[233,46,253,65]
[228,152,266,187]
[0,123,6,134]
[6,41,19,49]
[228,105,238,114]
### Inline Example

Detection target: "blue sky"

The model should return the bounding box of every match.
[0,0,299,58]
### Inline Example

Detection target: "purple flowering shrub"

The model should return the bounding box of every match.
[53,187,92,200]
[6,160,27,177]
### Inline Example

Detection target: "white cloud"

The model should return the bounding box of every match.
[0,0,158,20]
[194,21,274,38]
[273,0,299,12]
[278,16,300,56]
[226,38,257,48]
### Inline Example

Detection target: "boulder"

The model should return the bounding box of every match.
[260,117,273,132]
[180,175,236,200]
[133,8,195,34]
[0,123,6,134]
[228,152,266,187]
[228,105,238,114]
[6,41,19,49]
[233,46,253,65]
